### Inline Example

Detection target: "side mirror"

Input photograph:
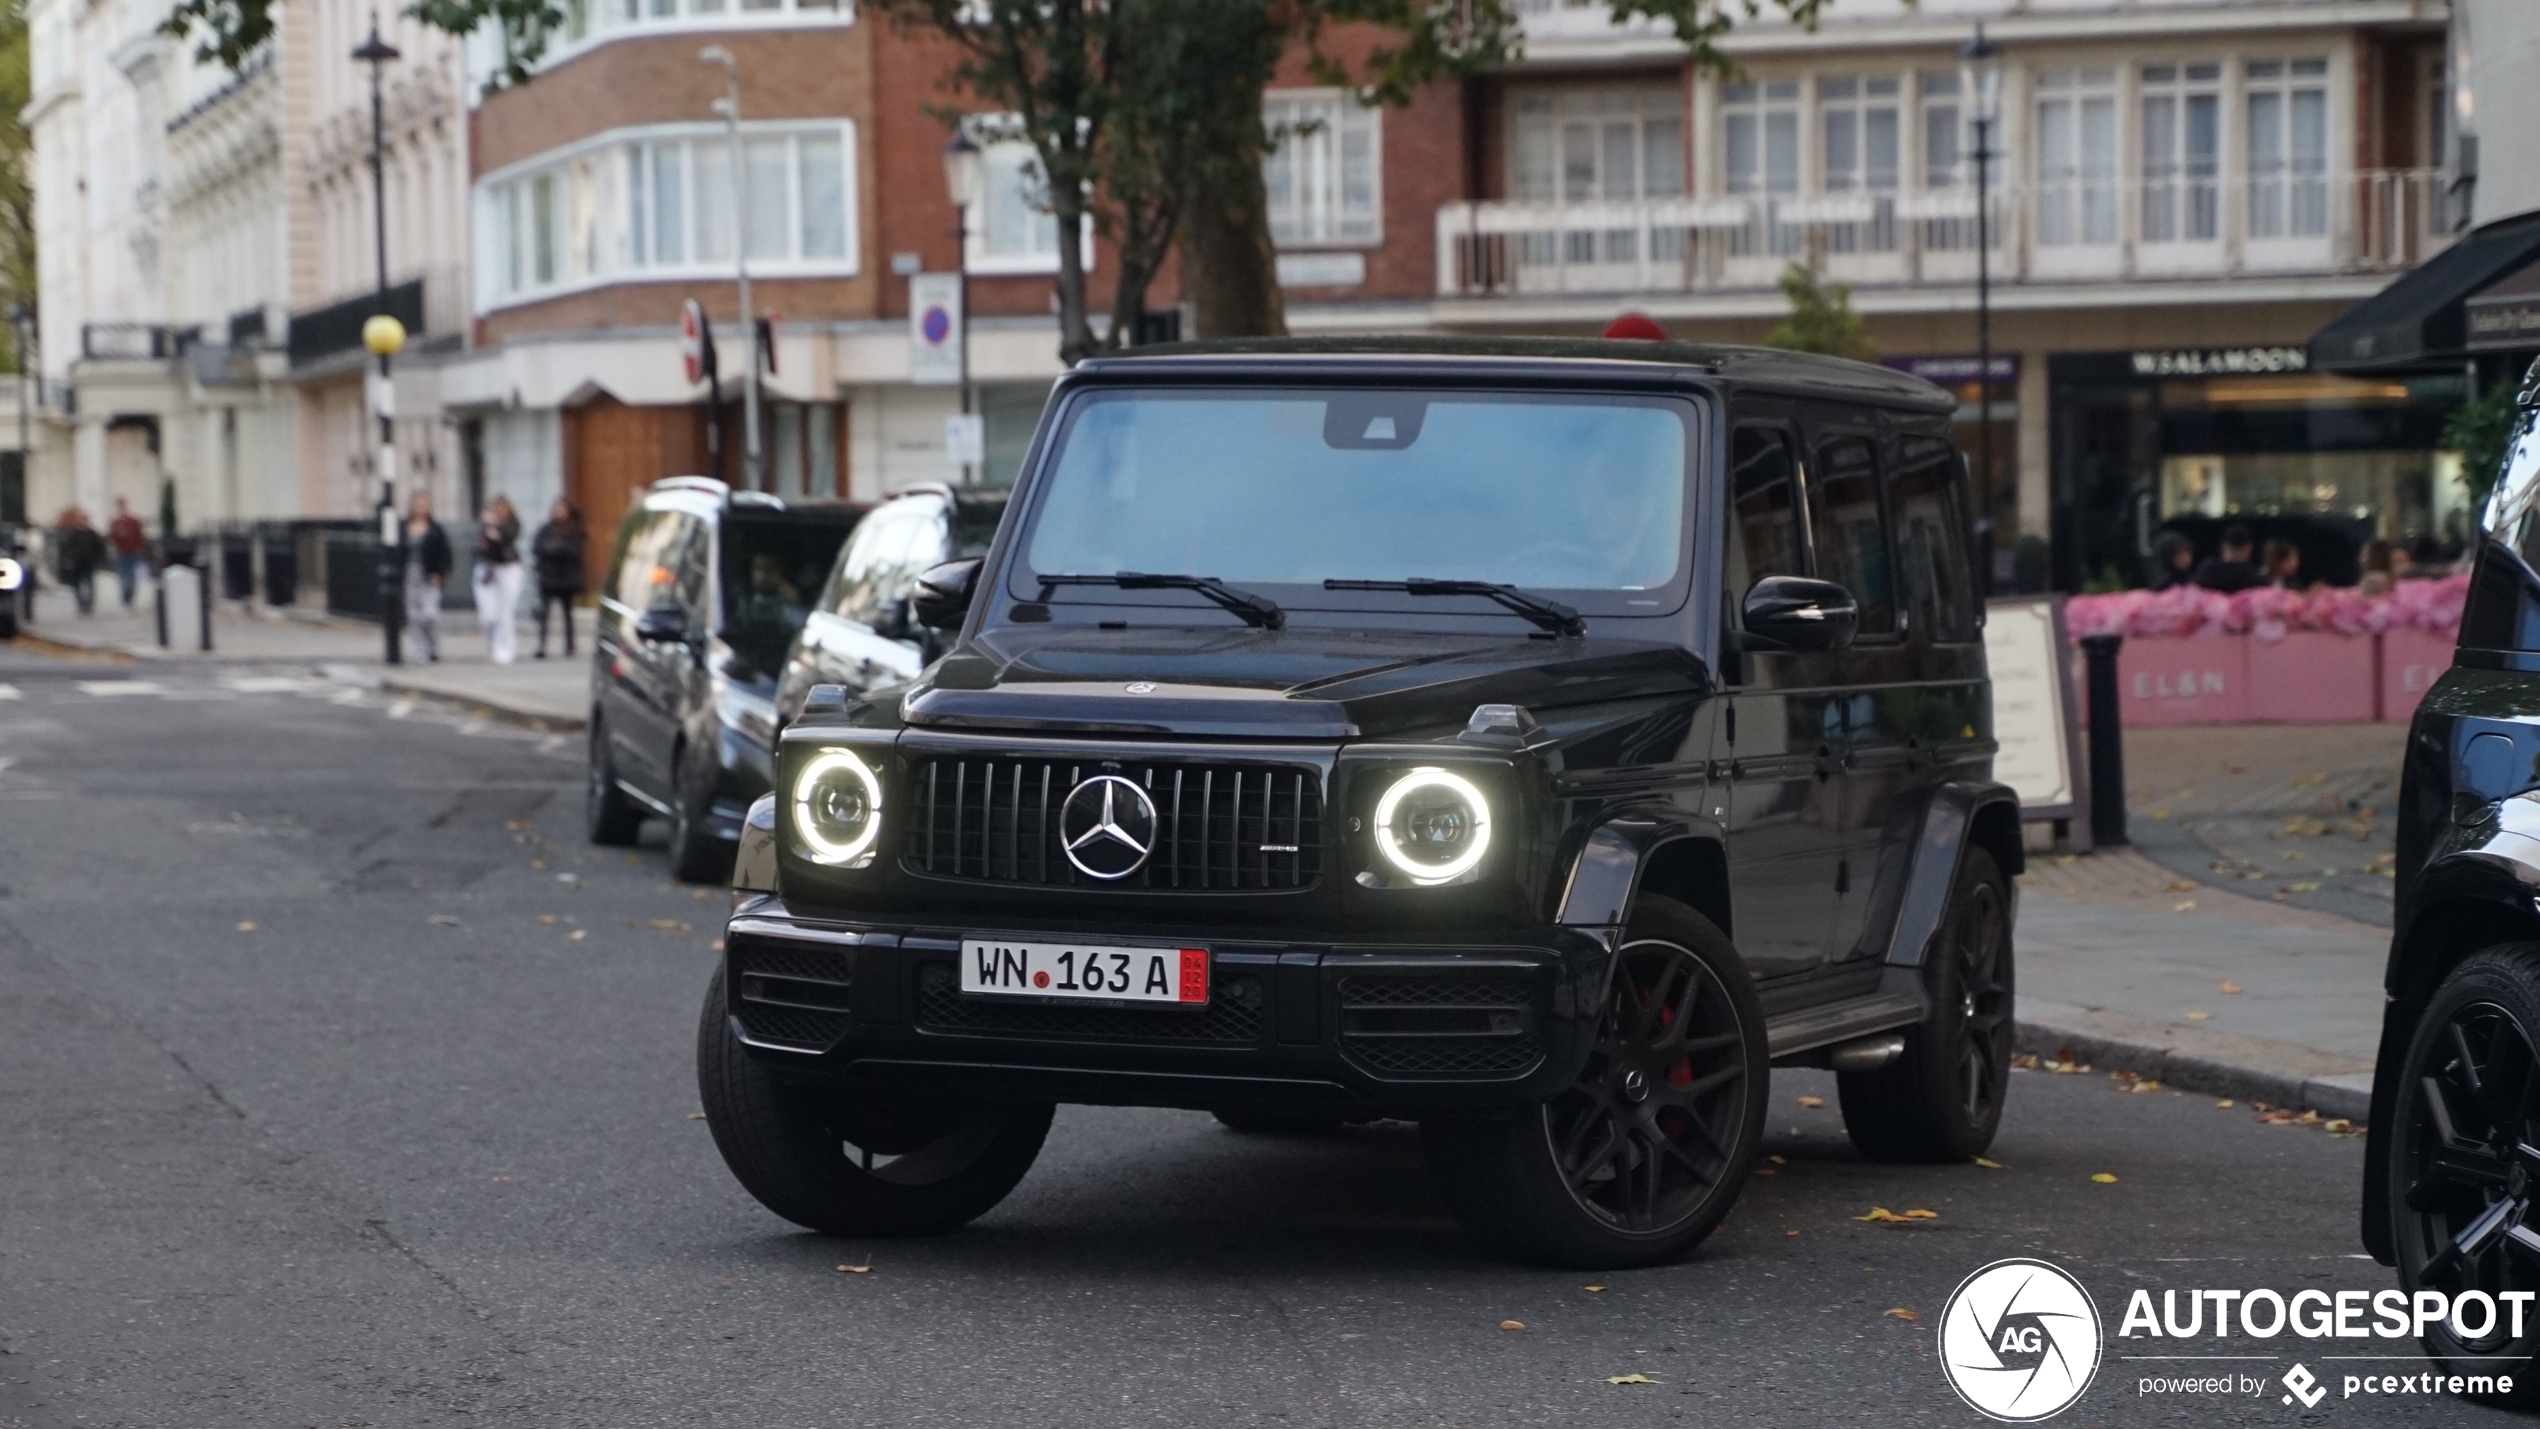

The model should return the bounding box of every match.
[911,558,982,631]
[1741,575,1858,653]
[634,606,694,645]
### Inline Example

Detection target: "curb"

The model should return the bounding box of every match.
[2016,1013,2374,1122]
[373,675,586,734]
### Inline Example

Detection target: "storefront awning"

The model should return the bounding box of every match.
[2309,210,2540,372]
[2467,250,2540,353]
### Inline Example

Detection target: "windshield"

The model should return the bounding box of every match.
[1013,388,1692,619]
[719,513,857,675]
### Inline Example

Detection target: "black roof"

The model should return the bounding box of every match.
[1082,335,1955,413]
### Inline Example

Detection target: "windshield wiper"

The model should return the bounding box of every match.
[1324,578,1586,638]
[1039,572,1285,630]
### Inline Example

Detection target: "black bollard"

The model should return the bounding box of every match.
[2079,633,2127,847]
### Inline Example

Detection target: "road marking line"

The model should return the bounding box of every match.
[0,684,18,700]
[225,675,322,693]
[75,680,165,697]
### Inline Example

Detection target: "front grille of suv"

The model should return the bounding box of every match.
[914,962,1266,1044]
[1335,975,1542,1079]
[902,756,1322,891]
[729,940,854,1051]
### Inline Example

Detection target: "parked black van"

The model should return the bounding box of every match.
[585,477,862,881]
[774,482,1009,730]
[697,340,2020,1268]
[2362,358,2540,1409]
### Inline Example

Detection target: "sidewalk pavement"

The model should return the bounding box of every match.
[15,588,587,728]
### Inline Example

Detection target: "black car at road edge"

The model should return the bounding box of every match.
[586,477,862,882]
[2363,357,2540,1410]
[696,338,2021,1269]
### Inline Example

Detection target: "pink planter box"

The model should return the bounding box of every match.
[2381,627,2456,724]
[2245,631,2379,723]
[2108,636,2250,726]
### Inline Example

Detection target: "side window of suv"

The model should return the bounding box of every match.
[1725,425,1806,604]
[825,495,948,636]
[1807,433,1897,638]
[1890,435,1976,642]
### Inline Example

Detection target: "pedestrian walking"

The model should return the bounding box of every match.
[401,491,451,662]
[105,498,149,608]
[473,495,526,665]
[530,498,585,659]
[52,506,103,616]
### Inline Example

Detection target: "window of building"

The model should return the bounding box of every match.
[1507,86,1683,265]
[2140,62,2221,243]
[1264,91,1382,247]
[958,123,1068,275]
[764,402,843,500]
[1919,71,1961,188]
[481,121,856,308]
[545,0,846,62]
[2035,66,2118,247]
[1819,74,1899,252]
[1723,78,1800,254]
[2247,58,2329,239]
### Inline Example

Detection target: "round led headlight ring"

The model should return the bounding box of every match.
[792,748,884,866]
[1371,767,1492,885]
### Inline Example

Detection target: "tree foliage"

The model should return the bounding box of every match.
[1762,257,1875,362]
[2445,376,2524,513]
[0,0,29,373]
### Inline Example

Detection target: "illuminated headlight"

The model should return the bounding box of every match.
[1371,768,1492,885]
[791,749,884,866]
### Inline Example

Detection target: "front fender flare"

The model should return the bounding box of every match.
[1552,807,1723,930]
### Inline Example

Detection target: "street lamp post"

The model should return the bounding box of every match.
[941,132,981,485]
[1961,23,2002,595]
[354,15,404,662]
[700,46,763,493]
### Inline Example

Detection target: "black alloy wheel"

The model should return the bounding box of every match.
[1425,896,1767,1269]
[2390,946,2540,1407]
[1841,847,2014,1162]
[586,718,642,846]
[1549,937,1754,1233]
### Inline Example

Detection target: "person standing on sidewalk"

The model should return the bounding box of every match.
[52,507,103,616]
[105,498,149,609]
[473,495,526,665]
[530,498,585,659]
[401,491,451,662]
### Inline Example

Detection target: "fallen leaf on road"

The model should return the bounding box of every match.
[2215,1099,2236,1109]
[2219,980,2243,994]
[835,1263,870,1274]
[710,938,725,952]
[492,1174,513,1183]
[2295,1110,2321,1125]
[566,929,587,942]
[1606,1374,1658,1386]
[234,920,256,932]
[1785,1228,1800,1237]
[1902,1209,1939,1220]
[1584,1285,1605,1292]
[538,914,558,925]
[2130,1080,2163,1094]
[1884,1307,1921,1321]
[645,918,692,936]
[2173,900,2198,912]
[1855,1207,1908,1222]
[1767,1154,1786,1165]
[2287,882,2321,893]
[2324,1118,2353,1134]
[625,854,640,864]
[2149,809,2171,821]
[429,914,459,927]
[687,1111,706,1120]
[2091,1172,2119,1184]
[1796,1095,1826,1109]
[1752,1165,1775,1176]
[505,819,532,831]
[529,859,546,870]
[1974,1157,2003,1169]
[1500,1320,1525,1332]
[2165,879,2197,892]
[2185,1011,2212,1020]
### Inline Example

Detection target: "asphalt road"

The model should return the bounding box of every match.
[0,651,2516,1428]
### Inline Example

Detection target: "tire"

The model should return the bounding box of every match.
[2385,944,2540,1410]
[1213,1108,1347,1135]
[1839,846,2014,1163]
[585,716,642,847]
[667,741,735,885]
[1423,896,1768,1269]
[696,965,1054,1236]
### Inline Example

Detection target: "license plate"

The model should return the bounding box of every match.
[960,939,1209,1006]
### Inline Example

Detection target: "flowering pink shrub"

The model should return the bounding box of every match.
[2061,572,2471,642]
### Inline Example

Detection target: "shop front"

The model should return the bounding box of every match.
[2047,345,2470,592]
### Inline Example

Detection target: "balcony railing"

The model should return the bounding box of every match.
[1436,167,2454,300]
[80,323,201,361]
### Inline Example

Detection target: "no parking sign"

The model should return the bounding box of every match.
[908,273,963,387]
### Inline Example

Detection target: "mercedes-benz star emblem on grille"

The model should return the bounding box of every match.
[1059,775,1158,880]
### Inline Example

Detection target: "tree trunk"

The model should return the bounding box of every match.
[1181,148,1286,340]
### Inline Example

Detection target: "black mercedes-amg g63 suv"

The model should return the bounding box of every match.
[696,338,2021,1269]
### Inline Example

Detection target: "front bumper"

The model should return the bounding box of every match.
[719,896,1615,1113]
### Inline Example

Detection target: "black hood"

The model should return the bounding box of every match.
[897,626,1710,740]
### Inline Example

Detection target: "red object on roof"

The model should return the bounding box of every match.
[1601,313,1668,341]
